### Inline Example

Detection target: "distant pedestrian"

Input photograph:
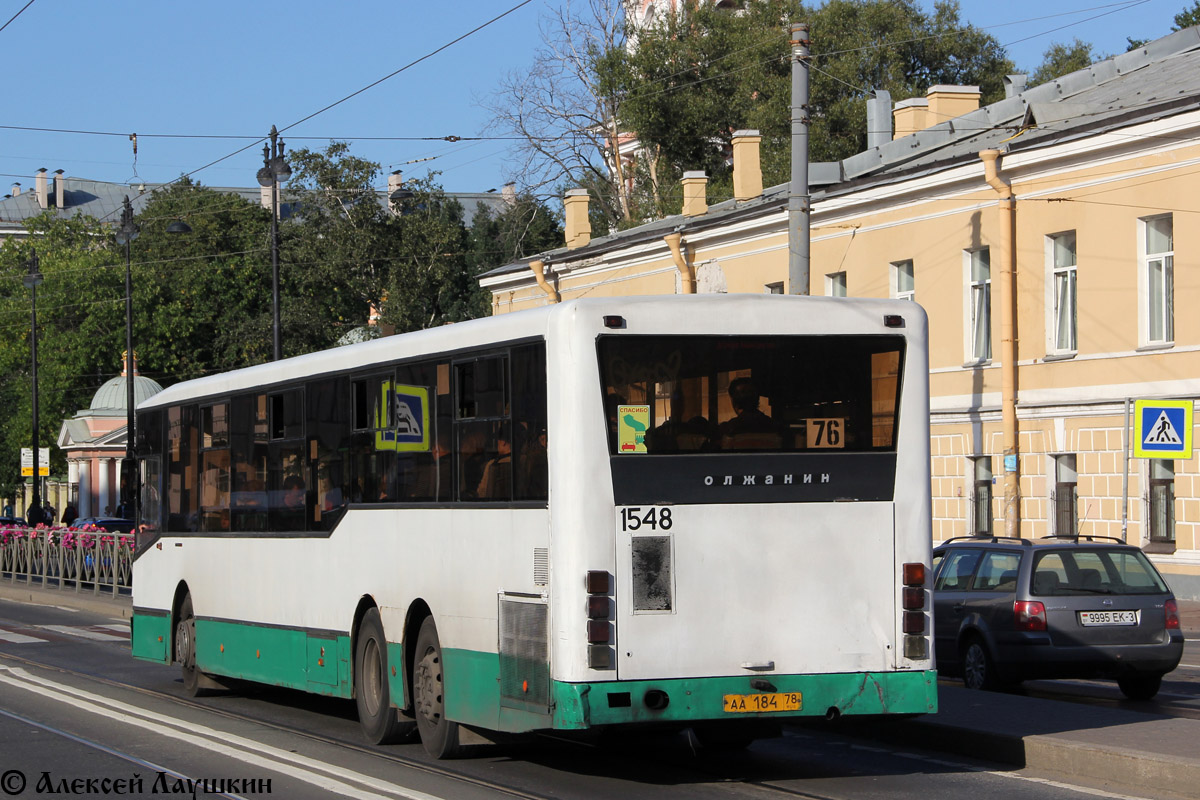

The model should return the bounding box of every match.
[25,503,43,527]
[2,500,12,517]
[61,503,78,527]
[42,501,56,525]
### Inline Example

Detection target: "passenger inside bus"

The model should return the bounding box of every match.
[719,378,782,450]
[476,431,513,499]
[648,389,714,452]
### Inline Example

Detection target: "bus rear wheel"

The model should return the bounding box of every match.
[413,617,462,759]
[175,595,221,696]
[355,608,413,745]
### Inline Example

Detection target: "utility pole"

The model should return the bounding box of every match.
[788,22,811,296]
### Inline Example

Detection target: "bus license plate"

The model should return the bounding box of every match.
[722,692,801,713]
[1078,610,1138,626]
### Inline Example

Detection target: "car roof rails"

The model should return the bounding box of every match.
[1039,533,1126,544]
[938,534,1032,546]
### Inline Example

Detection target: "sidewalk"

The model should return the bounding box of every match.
[2,584,1197,797]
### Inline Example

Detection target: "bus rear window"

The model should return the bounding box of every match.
[599,335,904,455]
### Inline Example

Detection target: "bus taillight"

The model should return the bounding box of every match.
[901,562,928,658]
[587,570,614,669]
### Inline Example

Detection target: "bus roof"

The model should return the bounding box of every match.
[140,294,925,411]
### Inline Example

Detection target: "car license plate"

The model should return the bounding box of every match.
[1078,610,1138,626]
[722,692,801,713]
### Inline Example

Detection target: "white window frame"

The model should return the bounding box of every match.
[1045,231,1077,356]
[764,281,784,294]
[1146,459,1175,544]
[890,259,915,302]
[826,271,847,298]
[1138,214,1173,347]
[970,455,993,535]
[1050,453,1078,537]
[962,248,991,363]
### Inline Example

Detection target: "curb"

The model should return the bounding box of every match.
[0,582,132,619]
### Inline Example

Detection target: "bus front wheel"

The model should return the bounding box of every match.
[413,617,462,759]
[355,608,413,745]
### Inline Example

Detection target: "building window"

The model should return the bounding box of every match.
[967,248,991,361]
[1053,454,1077,537]
[1049,232,1077,353]
[1141,215,1173,345]
[1148,459,1175,543]
[972,455,992,535]
[826,271,846,297]
[891,260,914,301]
[765,281,784,294]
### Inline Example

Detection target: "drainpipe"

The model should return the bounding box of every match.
[980,149,1019,539]
[664,229,694,294]
[529,259,560,303]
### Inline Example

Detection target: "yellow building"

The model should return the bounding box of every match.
[480,27,1200,599]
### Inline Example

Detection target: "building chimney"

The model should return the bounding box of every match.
[866,90,893,149]
[260,184,273,212]
[925,84,980,125]
[388,170,403,196]
[893,98,929,139]
[35,168,48,210]
[1004,74,1028,98]
[564,188,591,249]
[731,131,762,202]
[53,170,65,208]
[10,182,20,196]
[502,182,516,206]
[681,171,708,216]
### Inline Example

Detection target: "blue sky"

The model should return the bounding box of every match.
[0,0,1188,197]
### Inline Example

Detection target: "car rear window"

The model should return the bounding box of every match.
[1031,548,1169,596]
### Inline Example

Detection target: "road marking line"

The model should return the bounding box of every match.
[38,625,127,642]
[0,666,444,800]
[886,744,1157,799]
[98,623,130,633]
[0,630,46,644]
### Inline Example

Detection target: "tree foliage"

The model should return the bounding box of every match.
[0,145,539,497]
[1175,1,1200,30]
[1027,39,1097,88]
[595,0,1014,198]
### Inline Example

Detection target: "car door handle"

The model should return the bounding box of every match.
[952,603,965,613]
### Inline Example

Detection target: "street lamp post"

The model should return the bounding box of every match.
[116,197,140,519]
[23,251,44,522]
[256,125,292,361]
[115,197,190,521]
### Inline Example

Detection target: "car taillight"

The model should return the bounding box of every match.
[1014,600,1047,632]
[1165,599,1180,630]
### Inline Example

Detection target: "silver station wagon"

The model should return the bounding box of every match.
[932,536,1184,699]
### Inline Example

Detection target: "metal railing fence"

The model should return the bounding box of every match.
[0,525,133,598]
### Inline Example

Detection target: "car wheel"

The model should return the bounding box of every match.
[1117,673,1163,701]
[961,638,998,691]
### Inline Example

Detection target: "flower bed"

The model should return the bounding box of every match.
[0,523,133,595]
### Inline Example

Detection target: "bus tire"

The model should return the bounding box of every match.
[355,607,411,745]
[413,617,462,759]
[175,595,220,696]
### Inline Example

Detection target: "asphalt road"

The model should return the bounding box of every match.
[0,596,1192,800]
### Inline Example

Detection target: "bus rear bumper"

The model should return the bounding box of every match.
[551,670,938,730]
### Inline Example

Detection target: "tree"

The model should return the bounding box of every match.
[466,192,563,275]
[1174,1,1200,30]
[0,215,128,497]
[598,0,1015,195]
[483,0,634,228]
[1027,39,1097,88]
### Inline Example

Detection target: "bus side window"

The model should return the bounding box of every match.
[308,377,348,529]
[166,405,199,532]
[512,343,548,502]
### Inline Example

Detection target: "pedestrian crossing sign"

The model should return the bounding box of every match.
[1133,399,1194,459]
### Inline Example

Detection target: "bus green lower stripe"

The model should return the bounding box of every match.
[552,670,937,729]
[130,612,172,664]
[190,619,353,699]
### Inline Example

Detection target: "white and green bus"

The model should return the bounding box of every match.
[131,295,936,757]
